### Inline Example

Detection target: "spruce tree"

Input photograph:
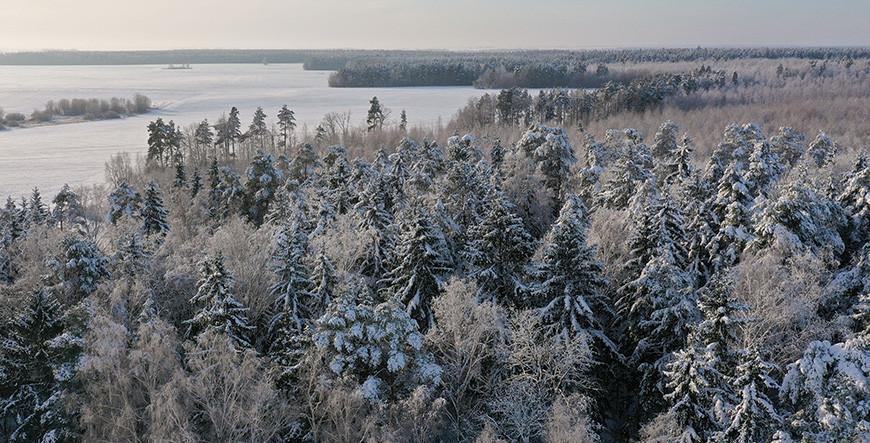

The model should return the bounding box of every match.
[311,251,338,318]
[529,195,614,350]
[717,349,781,443]
[838,153,870,257]
[141,181,170,237]
[600,129,654,210]
[244,151,280,226]
[464,187,535,305]
[490,138,506,174]
[48,235,109,299]
[0,289,82,443]
[28,187,49,226]
[269,223,314,334]
[807,131,836,168]
[399,109,407,131]
[355,178,396,280]
[744,141,784,198]
[381,203,452,330]
[709,161,753,271]
[664,134,695,186]
[173,160,187,189]
[190,168,202,197]
[187,253,254,349]
[663,344,718,443]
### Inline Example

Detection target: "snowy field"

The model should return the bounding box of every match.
[0,64,488,199]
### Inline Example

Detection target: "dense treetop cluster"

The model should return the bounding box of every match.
[0,93,868,442]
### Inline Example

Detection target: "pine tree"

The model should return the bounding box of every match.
[290,143,319,182]
[194,119,214,155]
[187,253,254,349]
[516,125,577,205]
[464,188,535,305]
[650,120,679,164]
[51,184,82,231]
[381,203,452,330]
[190,168,202,197]
[768,126,805,168]
[807,131,836,168]
[227,106,242,157]
[0,289,82,443]
[28,187,49,225]
[107,181,142,224]
[838,153,870,257]
[141,181,170,237]
[48,235,109,299]
[366,96,385,131]
[717,349,781,443]
[247,106,269,148]
[314,281,442,401]
[663,345,718,443]
[277,105,296,150]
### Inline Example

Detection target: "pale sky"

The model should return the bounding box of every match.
[2,0,869,51]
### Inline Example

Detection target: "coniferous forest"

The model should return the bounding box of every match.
[1,55,870,443]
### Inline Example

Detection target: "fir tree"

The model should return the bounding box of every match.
[141,181,170,237]
[516,125,577,206]
[529,195,614,351]
[311,251,338,318]
[717,349,781,443]
[244,151,280,226]
[173,160,187,189]
[744,141,784,198]
[399,109,407,131]
[2,197,24,242]
[114,232,149,279]
[51,184,82,231]
[354,178,396,280]
[314,281,442,401]
[48,235,109,299]
[107,181,142,225]
[663,344,719,443]
[269,223,314,334]
[366,96,385,131]
[600,129,654,210]
[696,274,748,378]
[381,203,452,330]
[708,161,753,271]
[28,187,49,226]
[490,138,506,174]
[187,253,254,349]
[0,289,83,443]
[190,168,202,197]
[664,134,695,186]
[464,187,535,305]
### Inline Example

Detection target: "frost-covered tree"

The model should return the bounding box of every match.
[749,172,846,263]
[399,109,408,131]
[463,188,534,305]
[708,161,753,271]
[2,197,25,242]
[663,345,718,443]
[663,134,695,186]
[717,349,781,443]
[114,232,149,279]
[516,125,577,205]
[321,145,354,215]
[51,184,83,231]
[779,336,870,442]
[768,127,805,168]
[600,129,654,210]
[187,253,254,349]
[269,223,314,334]
[838,153,870,256]
[650,121,679,163]
[28,187,49,225]
[247,106,269,148]
[244,150,280,226]
[173,160,187,189]
[314,281,442,401]
[48,235,110,299]
[227,106,242,156]
[807,131,836,168]
[107,181,141,224]
[141,181,170,237]
[311,251,338,317]
[696,273,748,378]
[744,141,784,198]
[529,195,613,350]
[490,138,506,173]
[381,203,452,330]
[289,143,319,182]
[354,178,397,280]
[0,289,82,443]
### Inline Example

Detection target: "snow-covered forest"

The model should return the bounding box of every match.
[1,57,869,443]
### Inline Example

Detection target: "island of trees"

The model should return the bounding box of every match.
[0,94,152,129]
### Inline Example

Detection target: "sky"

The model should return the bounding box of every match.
[1,0,869,51]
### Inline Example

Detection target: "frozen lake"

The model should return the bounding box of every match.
[0,64,488,199]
